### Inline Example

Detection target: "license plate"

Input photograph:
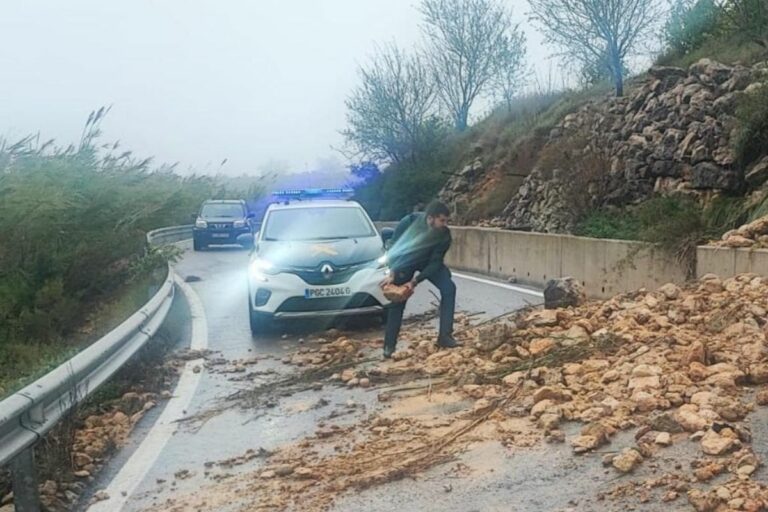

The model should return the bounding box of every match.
[211,233,229,238]
[304,287,352,299]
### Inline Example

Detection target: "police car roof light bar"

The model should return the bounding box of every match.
[271,188,354,201]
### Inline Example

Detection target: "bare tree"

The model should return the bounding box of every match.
[342,44,440,164]
[492,34,530,112]
[420,0,527,131]
[528,0,662,96]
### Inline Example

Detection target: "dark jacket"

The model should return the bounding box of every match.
[387,212,451,283]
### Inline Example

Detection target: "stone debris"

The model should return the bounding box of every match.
[714,214,768,249]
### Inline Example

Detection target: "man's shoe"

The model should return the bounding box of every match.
[383,347,395,359]
[437,336,462,349]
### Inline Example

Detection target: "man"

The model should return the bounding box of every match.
[382,200,459,358]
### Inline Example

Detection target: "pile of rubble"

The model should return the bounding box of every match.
[274,273,768,510]
[713,215,768,249]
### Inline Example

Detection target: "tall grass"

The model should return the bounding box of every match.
[0,108,264,390]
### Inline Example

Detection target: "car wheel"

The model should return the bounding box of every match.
[249,308,273,335]
[193,238,205,251]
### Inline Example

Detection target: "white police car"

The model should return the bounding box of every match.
[247,189,393,334]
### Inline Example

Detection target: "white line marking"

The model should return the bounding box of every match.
[453,271,544,298]
[88,273,208,512]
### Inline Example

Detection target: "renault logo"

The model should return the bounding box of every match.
[321,263,334,275]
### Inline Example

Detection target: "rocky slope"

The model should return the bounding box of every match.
[441,59,768,233]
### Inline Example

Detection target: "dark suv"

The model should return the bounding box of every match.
[192,199,256,251]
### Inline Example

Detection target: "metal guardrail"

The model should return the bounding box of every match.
[0,225,193,511]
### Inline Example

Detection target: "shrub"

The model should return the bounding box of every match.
[665,0,723,56]
[734,83,768,167]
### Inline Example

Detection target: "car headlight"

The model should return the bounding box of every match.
[249,257,278,280]
[376,254,388,269]
[234,220,246,228]
[195,219,208,229]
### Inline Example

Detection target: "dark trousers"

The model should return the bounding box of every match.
[384,264,456,351]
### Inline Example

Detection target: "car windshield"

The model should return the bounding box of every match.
[200,203,244,218]
[263,207,375,241]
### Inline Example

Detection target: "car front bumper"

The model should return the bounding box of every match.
[248,266,391,318]
[194,227,252,245]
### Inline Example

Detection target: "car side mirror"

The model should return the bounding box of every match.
[190,213,198,223]
[380,227,394,245]
[246,212,256,219]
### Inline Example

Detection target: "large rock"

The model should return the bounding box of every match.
[746,157,768,188]
[691,162,740,191]
[612,448,643,473]
[544,277,586,310]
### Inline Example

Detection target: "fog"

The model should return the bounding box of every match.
[0,1,555,175]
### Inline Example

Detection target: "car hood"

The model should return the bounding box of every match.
[256,237,383,268]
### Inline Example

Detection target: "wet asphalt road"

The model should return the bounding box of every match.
[88,241,541,512]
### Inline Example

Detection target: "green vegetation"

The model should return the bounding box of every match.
[734,81,768,167]
[577,196,747,273]
[0,108,263,394]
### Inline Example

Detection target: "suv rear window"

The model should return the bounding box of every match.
[263,207,375,241]
[201,203,244,218]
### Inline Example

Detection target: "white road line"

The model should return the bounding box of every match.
[453,271,544,298]
[88,274,208,512]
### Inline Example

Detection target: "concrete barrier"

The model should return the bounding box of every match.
[445,227,687,299]
[697,246,768,278]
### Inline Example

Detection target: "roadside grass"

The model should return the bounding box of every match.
[0,271,162,399]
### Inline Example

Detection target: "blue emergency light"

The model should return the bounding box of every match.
[271,188,354,200]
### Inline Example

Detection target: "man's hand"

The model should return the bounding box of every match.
[379,274,394,287]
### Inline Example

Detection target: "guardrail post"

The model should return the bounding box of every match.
[10,448,40,512]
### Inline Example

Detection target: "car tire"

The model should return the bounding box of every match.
[249,308,273,335]
[193,238,205,251]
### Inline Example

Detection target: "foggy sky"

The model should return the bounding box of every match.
[0,1,554,175]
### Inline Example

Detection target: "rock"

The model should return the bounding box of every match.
[502,371,525,387]
[260,470,276,479]
[691,162,740,191]
[272,464,295,477]
[74,470,91,478]
[756,388,768,405]
[476,320,517,352]
[700,430,738,455]
[529,338,555,356]
[340,369,356,382]
[40,480,57,496]
[73,452,93,468]
[93,491,109,502]
[746,157,768,188]
[684,341,707,365]
[473,398,494,415]
[687,489,719,512]
[676,408,708,432]
[648,411,684,433]
[655,432,672,446]
[347,378,360,387]
[359,378,371,388]
[612,448,643,473]
[294,467,317,479]
[544,278,586,309]
[532,386,569,404]
[529,309,559,327]
[658,283,682,300]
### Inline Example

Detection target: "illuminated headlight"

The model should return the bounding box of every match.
[376,254,388,268]
[195,219,208,229]
[233,220,246,228]
[249,258,277,281]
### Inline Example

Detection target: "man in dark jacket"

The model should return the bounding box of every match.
[381,200,459,358]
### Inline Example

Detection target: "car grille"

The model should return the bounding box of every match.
[209,222,234,230]
[289,262,370,286]
[276,293,380,313]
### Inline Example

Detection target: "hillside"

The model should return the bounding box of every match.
[439,58,768,236]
